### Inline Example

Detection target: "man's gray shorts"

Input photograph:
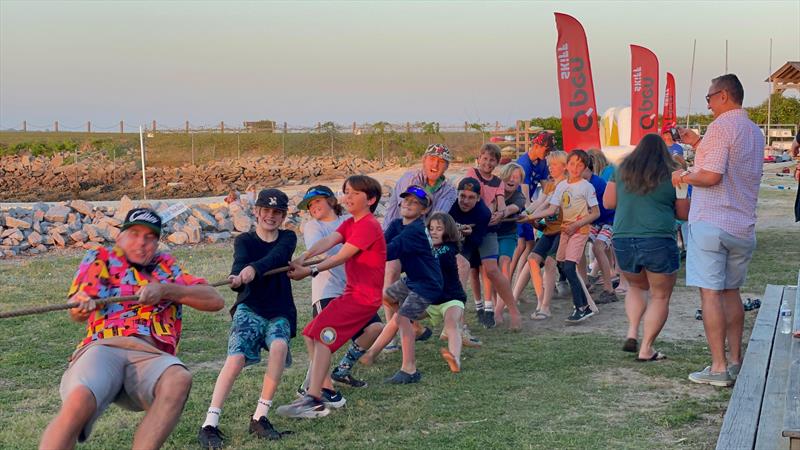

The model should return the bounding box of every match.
[385,277,434,320]
[59,337,185,442]
[686,221,756,290]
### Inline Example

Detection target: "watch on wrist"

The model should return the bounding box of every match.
[310,265,319,278]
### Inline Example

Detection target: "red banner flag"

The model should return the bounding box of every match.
[663,72,676,128]
[554,13,601,152]
[630,45,659,145]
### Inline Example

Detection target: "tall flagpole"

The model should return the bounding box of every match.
[725,40,728,73]
[766,38,773,147]
[686,39,697,128]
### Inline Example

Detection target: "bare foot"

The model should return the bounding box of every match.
[509,312,522,330]
[359,352,375,366]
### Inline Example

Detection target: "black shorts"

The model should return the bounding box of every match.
[531,233,560,261]
[312,298,382,341]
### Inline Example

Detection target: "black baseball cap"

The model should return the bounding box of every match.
[457,177,481,195]
[298,185,335,210]
[121,208,163,237]
[255,188,289,211]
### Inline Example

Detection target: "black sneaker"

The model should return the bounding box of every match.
[476,308,485,323]
[416,326,433,342]
[565,307,595,324]
[321,388,346,408]
[385,370,422,384]
[295,384,306,397]
[482,311,496,328]
[198,425,225,449]
[331,371,368,388]
[249,416,285,440]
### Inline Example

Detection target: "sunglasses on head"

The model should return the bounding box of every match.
[405,185,429,200]
[305,188,331,199]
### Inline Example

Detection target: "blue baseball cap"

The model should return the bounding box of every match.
[399,185,431,207]
[298,185,335,210]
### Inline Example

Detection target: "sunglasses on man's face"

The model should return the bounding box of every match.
[404,185,430,203]
[705,90,723,103]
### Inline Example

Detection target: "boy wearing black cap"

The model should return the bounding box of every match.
[449,178,522,329]
[198,189,297,447]
[360,185,443,383]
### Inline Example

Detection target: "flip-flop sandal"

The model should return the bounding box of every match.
[622,338,638,353]
[531,311,551,320]
[635,351,667,362]
[440,347,461,373]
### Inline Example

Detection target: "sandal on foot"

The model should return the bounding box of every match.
[439,348,461,373]
[622,338,638,353]
[531,311,551,320]
[635,351,667,362]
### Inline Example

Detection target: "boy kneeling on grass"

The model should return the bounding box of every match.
[360,185,443,383]
[277,175,386,419]
[198,189,297,448]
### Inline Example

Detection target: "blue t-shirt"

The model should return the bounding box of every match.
[588,174,614,225]
[448,199,492,256]
[600,165,615,183]
[385,218,442,301]
[433,242,467,304]
[668,143,684,157]
[517,152,549,200]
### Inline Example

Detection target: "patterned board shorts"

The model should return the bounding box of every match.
[228,303,292,368]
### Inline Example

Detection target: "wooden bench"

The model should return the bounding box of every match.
[716,270,800,450]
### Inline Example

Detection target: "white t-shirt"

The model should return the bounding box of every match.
[303,216,348,304]
[550,179,598,233]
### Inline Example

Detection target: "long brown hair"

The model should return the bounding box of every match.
[427,211,461,250]
[618,133,678,195]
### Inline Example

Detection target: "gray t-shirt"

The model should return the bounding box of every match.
[303,216,348,304]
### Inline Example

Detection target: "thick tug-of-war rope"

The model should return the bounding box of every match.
[0,257,325,320]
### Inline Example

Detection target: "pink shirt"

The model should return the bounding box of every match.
[466,167,506,211]
[689,108,763,238]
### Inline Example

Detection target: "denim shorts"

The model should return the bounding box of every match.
[613,237,679,275]
[228,303,292,367]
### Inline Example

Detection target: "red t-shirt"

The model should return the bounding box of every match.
[336,214,387,307]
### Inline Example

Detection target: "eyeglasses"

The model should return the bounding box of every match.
[705,90,723,103]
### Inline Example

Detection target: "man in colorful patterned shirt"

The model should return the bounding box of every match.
[40,208,224,450]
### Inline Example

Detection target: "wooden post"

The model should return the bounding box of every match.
[191,133,195,165]
[87,121,91,133]
[237,132,240,160]
[54,121,58,132]
[406,122,411,134]
[152,120,156,132]
[220,121,224,134]
[282,122,287,156]
[22,121,26,132]
[495,121,500,130]
[464,121,468,132]
[352,121,356,134]
[120,120,124,134]
[185,120,189,134]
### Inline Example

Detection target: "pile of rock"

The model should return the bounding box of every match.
[0,184,396,258]
[0,153,397,202]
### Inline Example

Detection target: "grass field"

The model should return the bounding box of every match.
[0,130,489,167]
[2,217,798,449]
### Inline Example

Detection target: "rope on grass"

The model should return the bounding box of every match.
[0,258,324,320]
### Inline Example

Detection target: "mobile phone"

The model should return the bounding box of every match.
[670,128,681,143]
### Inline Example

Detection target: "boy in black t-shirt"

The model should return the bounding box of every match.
[198,189,297,448]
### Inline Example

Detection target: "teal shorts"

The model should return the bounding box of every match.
[497,233,518,259]
[228,303,292,367]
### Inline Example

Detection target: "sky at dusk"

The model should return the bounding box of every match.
[1,0,798,130]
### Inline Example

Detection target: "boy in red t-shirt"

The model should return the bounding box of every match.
[276,175,386,419]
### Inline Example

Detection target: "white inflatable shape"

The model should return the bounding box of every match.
[613,106,632,147]
[601,145,635,165]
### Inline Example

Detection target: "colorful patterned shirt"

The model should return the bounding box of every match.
[68,246,207,355]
